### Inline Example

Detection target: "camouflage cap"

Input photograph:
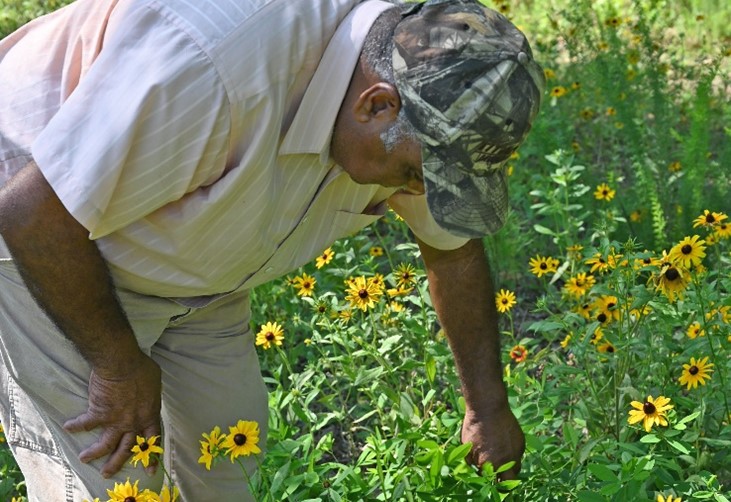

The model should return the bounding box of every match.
[392,0,545,238]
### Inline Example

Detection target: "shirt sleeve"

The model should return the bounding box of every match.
[387,191,470,251]
[32,3,231,239]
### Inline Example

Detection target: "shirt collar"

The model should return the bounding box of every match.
[279,0,394,163]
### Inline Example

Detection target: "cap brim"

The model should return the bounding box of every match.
[422,147,508,238]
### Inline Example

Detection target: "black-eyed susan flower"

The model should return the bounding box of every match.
[592,295,621,324]
[130,435,164,468]
[713,222,731,239]
[678,356,713,390]
[345,276,383,311]
[198,426,226,471]
[394,263,417,288]
[653,262,690,302]
[509,345,527,363]
[668,161,682,172]
[495,289,517,313]
[571,81,581,90]
[528,255,559,278]
[594,183,616,201]
[292,273,316,297]
[575,302,592,320]
[605,107,616,116]
[543,68,556,80]
[604,16,621,27]
[597,341,615,354]
[590,327,604,345]
[567,244,584,260]
[657,494,682,502]
[106,478,156,502]
[669,235,706,269]
[564,272,595,298]
[550,86,568,98]
[223,420,261,460]
[579,108,594,120]
[630,209,643,222]
[586,253,609,274]
[338,308,353,322]
[628,395,673,432]
[369,273,386,292]
[692,209,728,228]
[386,286,413,298]
[255,321,284,349]
[686,322,705,339]
[369,246,384,257]
[315,247,334,269]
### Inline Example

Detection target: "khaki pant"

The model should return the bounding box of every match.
[0,257,268,501]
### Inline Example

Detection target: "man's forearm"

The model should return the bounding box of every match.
[419,238,506,409]
[0,161,142,375]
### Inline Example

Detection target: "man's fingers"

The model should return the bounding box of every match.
[63,412,100,433]
[78,428,128,464]
[100,431,137,478]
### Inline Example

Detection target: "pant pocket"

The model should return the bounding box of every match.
[6,376,59,456]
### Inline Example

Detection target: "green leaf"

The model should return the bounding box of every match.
[496,461,516,474]
[667,440,691,454]
[576,490,608,502]
[533,224,556,236]
[588,464,619,482]
[425,354,437,384]
[640,434,661,443]
[446,442,473,465]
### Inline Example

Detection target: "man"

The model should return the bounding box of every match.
[0,0,544,499]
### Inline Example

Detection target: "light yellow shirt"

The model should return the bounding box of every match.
[0,0,467,302]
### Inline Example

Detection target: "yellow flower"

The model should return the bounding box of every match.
[564,272,595,298]
[393,263,418,288]
[713,222,731,239]
[315,247,335,269]
[668,161,682,172]
[130,435,164,468]
[585,253,609,274]
[657,494,682,502]
[368,274,386,293]
[222,420,261,460]
[570,81,581,90]
[628,395,673,432]
[543,68,556,80]
[387,286,413,298]
[678,356,713,390]
[669,235,706,269]
[495,289,517,313]
[560,334,572,349]
[369,246,384,257]
[345,276,383,311]
[604,16,622,27]
[653,262,690,302]
[630,209,643,222]
[597,341,615,354]
[255,321,285,349]
[590,327,604,345]
[198,426,225,471]
[550,86,567,98]
[592,295,621,324]
[594,183,616,201]
[692,209,727,228]
[528,255,559,277]
[389,301,405,313]
[107,478,157,502]
[157,485,180,502]
[686,322,705,339]
[605,106,617,116]
[574,302,592,320]
[292,273,316,297]
[579,108,594,120]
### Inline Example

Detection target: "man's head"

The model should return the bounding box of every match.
[331,0,544,236]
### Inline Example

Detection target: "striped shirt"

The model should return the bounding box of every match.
[0,0,467,302]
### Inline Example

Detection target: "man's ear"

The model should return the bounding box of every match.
[353,82,401,123]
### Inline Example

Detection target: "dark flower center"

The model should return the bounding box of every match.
[643,401,656,414]
[576,280,584,287]
[318,305,327,313]
[139,442,149,452]
[706,214,715,223]
[265,332,274,341]
[643,258,652,264]
[234,433,247,446]
[597,313,607,323]
[124,498,136,502]
[303,281,311,288]
[606,345,615,353]
[607,302,616,309]
[502,298,509,305]
[681,245,692,254]
[358,289,369,299]
[689,365,699,375]
[665,268,679,280]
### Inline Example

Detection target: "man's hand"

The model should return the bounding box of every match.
[462,404,525,480]
[64,354,162,478]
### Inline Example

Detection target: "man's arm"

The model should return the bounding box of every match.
[418,237,524,479]
[0,160,161,478]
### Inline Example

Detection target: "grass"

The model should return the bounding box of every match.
[1,0,729,500]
